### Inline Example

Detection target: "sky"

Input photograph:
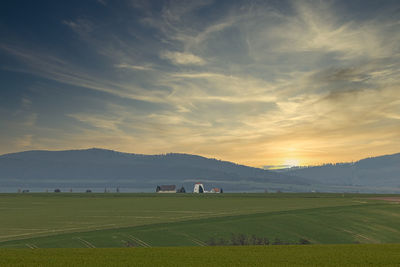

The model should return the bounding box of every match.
[0,0,399,168]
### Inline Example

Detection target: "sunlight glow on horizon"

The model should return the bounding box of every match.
[283,159,300,168]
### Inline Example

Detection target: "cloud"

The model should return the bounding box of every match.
[267,1,400,60]
[68,113,121,132]
[0,44,168,103]
[19,96,32,111]
[96,0,107,6]
[14,134,33,149]
[62,19,94,35]
[114,63,153,71]
[170,72,224,79]
[160,51,205,65]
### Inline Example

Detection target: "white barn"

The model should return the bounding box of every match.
[193,183,205,193]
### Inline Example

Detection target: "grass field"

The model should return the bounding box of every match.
[1,244,400,266]
[1,193,400,248]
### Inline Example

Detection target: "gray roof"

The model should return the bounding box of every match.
[158,185,176,191]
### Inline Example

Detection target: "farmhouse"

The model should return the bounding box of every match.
[211,187,223,193]
[193,183,205,193]
[156,185,176,193]
[193,183,223,193]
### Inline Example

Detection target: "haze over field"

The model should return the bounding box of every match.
[1,0,399,168]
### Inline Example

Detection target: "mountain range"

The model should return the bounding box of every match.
[0,148,399,193]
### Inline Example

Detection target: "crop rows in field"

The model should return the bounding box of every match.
[0,193,400,248]
[0,193,359,243]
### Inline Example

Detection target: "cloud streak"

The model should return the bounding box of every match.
[160,51,205,65]
[114,63,154,71]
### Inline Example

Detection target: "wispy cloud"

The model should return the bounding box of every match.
[160,51,205,65]
[96,0,107,6]
[114,63,154,71]
[14,134,33,149]
[0,44,167,103]
[62,19,94,35]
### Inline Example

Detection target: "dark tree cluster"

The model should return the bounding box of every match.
[206,234,311,246]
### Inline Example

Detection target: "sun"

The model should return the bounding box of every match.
[283,159,300,167]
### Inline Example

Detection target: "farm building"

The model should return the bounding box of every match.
[156,185,176,193]
[211,187,223,193]
[177,186,186,193]
[193,183,223,193]
[193,183,205,193]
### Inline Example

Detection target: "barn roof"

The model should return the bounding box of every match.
[158,185,176,191]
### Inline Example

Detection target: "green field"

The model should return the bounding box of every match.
[1,244,400,266]
[1,193,400,248]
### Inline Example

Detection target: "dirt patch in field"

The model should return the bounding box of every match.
[370,197,400,203]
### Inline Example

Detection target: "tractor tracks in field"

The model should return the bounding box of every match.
[25,243,38,249]
[0,224,118,243]
[180,233,207,246]
[0,202,382,247]
[341,229,379,243]
[190,238,207,246]
[74,237,96,248]
[125,234,151,247]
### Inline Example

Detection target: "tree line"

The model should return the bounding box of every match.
[206,234,311,246]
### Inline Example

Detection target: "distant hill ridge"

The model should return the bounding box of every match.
[282,152,400,190]
[0,148,310,192]
[0,148,399,193]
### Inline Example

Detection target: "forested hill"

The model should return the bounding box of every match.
[281,153,400,191]
[1,149,399,193]
[0,148,310,192]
